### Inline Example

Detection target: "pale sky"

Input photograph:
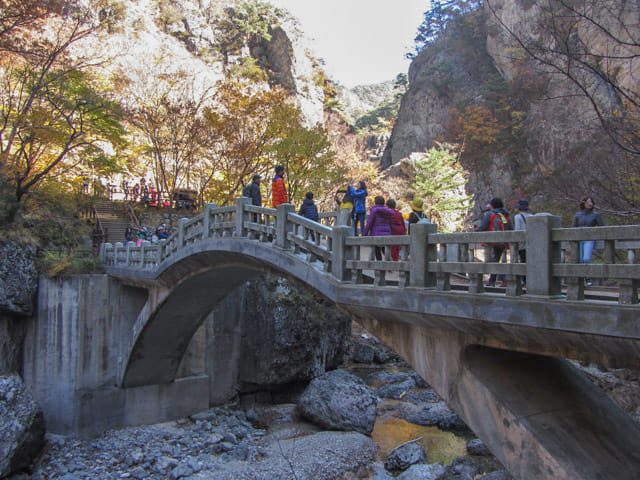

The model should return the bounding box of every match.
[266,1,429,87]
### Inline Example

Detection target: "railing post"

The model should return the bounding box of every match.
[332,225,351,281]
[235,197,249,237]
[114,242,123,266]
[202,203,216,239]
[157,240,165,266]
[125,242,132,266]
[526,214,562,296]
[410,223,437,288]
[100,242,110,264]
[275,203,295,249]
[178,217,188,247]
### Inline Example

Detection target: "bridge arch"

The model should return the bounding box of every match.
[120,238,339,387]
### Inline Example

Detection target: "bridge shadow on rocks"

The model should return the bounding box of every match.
[36,199,640,479]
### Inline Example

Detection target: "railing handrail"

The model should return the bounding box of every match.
[100,201,640,305]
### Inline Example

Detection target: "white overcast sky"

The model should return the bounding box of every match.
[266,1,429,87]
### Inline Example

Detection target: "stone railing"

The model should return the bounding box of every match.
[101,200,640,305]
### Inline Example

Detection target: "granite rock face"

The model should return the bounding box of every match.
[0,242,38,316]
[0,374,45,478]
[238,275,351,390]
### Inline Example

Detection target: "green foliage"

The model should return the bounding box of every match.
[411,0,484,57]
[229,56,268,82]
[213,1,285,66]
[412,143,474,232]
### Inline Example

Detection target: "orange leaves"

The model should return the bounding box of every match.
[448,105,503,145]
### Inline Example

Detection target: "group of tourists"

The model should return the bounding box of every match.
[124,223,172,246]
[245,164,605,286]
[476,195,603,287]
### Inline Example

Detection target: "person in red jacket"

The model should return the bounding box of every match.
[272,164,288,207]
[386,198,406,261]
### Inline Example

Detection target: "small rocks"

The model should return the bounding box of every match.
[466,438,492,456]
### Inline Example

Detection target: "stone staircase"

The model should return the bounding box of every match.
[94,198,131,244]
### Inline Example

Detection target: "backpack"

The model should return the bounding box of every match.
[416,212,430,224]
[489,211,509,247]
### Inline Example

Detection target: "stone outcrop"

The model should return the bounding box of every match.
[0,242,37,376]
[0,374,45,478]
[238,275,351,390]
[0,242,37,316]
[297,369,377,435]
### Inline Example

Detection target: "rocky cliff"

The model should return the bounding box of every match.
[384,0,639,221]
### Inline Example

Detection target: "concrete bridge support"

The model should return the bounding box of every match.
[23,275,210,437]
[356,317,640,480]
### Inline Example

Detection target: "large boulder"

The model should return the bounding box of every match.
[0,242,38,316]
[238,275,351,388]
[0,374,45,478]
[297,369,377,435]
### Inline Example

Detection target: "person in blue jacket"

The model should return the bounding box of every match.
[299,191,319,241]
[348,181,368,236]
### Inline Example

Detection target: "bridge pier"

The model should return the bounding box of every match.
[356,317,640,480]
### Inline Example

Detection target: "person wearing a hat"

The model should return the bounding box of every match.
[243,173,263,207]
[407,197,429,232]
[514,199,533,265]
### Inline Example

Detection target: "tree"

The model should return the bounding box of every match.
[412,143,474,232]
[0,0,126,219]
[120,60,212,221]
[265,101,344,205]
[411,0,483,57]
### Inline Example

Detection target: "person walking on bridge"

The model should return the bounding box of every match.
[243,174,262,207]
[272,165,288,208]
[572,196,604,286]
[477,197,512,287]
[364,196,394,260]
[348,181,368,236]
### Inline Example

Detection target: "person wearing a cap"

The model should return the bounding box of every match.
[244,173,263,207]
[407,198,429,232]
[514,199,533,265]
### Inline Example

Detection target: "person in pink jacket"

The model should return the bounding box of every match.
[364,196,394,260]
[386,198,406,261]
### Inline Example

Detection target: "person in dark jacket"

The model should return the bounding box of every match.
[364,195,394,260]
[348,181,368,236]
[476,197,513,286]
[243,174,262,206]
[572,196,604,285]
[299,191,319,241]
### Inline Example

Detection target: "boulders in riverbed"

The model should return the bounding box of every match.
[384,438,427,472]
[0,374,45,478]
[297,369,377,434]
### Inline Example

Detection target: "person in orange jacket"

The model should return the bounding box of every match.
[272,164,288,207]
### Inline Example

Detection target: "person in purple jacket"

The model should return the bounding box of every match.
[364,195,394,260]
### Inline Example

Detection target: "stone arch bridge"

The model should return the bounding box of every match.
[28,199,640,479]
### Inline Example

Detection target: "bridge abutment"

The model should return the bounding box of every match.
[23,275,210,437]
